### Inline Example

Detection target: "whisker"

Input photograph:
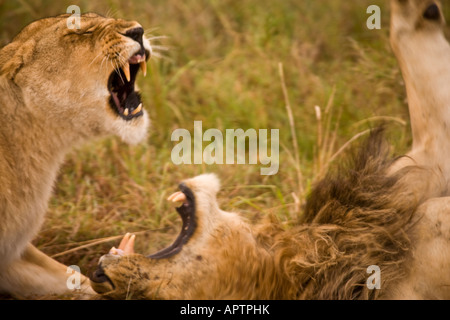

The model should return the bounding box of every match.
[150,45,170,52]
[116,53,127,66]
[151,51,172,62]
[104,8,120,19]
[88,51,105,68]
[146,35,169,41]
[100,56,107,73]
[144,27,161,35]
[115,61,125,83]
[111,59,124,84]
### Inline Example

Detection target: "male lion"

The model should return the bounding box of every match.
[0,13,151,297]
[90,0,450,299]
[90,130,450,299]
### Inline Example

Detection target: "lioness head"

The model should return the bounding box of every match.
[90,174,281,300]
[0,13,151,144]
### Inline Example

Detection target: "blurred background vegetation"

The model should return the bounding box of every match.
[1,0,449,285]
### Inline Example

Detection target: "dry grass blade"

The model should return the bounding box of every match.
[321,86,337,167]
[317,129,371,179]
[352,116,407,128]
[278,62,304,208]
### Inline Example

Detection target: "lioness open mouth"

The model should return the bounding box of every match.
[107,50,149,120]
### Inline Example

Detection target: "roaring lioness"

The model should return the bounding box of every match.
[0,13,151,297]
[90,0,450,299]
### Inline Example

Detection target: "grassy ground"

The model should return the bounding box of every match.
[1,0,449,287]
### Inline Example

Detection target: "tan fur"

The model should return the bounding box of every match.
[90,1,450,300]
[389,0,450,198]
[91,174,290,299]
[89,149,450,299]
[90,139,450,299]
[385,198,450,299]
[384,0,450,298]
[0,13,151,297]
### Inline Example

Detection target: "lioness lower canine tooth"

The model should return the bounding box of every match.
[123,62,131,82]
[123,108,129,116]
[140,61,147,77]
[131,103,142,115]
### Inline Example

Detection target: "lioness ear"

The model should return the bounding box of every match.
[0,39,36,80]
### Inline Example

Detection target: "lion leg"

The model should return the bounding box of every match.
[0,243,94,298]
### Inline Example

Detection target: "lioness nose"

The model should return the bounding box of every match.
[125,27,144,43]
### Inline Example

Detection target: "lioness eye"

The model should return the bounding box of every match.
[423,3,441,21]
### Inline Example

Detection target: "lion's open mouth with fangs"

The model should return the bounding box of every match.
[148,183,197,259]
[107,48,149,120]
[90,183,197,292]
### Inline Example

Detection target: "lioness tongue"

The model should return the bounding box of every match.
[111,92,122,112]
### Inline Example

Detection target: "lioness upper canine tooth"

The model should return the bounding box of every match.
[122,62,131,82]
[131,103,142,115]
[123,108,129,116]
[140,61,147,77]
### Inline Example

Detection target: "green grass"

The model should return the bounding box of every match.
[1,0,449,281]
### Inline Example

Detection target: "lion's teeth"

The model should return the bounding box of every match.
[123,108,129,116]
[131,103,142,115]
[167,191,180,201]
[122,62,131,82]
[173,193,186,203]
[124,234,135,254]
[167,191,186,203]
[140,61,147,77]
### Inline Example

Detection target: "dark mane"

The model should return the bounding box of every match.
[274,127,421,299]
